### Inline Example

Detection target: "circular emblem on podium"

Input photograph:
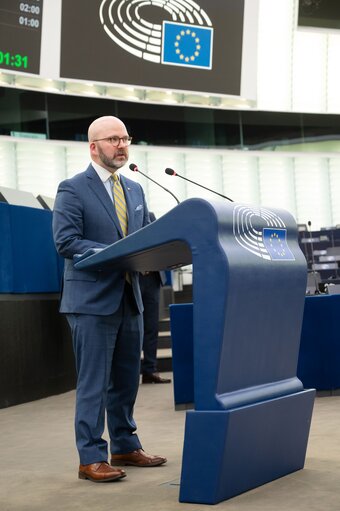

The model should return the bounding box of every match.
[233,205,294,261]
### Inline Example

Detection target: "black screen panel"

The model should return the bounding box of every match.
[298,0,340,30]
[0,0,44,74]
[60,0,244,96]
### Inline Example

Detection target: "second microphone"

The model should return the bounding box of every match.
[129,163,180,204]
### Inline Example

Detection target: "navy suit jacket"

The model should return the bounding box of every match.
[53,164,150,315]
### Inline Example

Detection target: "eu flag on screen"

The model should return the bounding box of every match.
[162,21,213,69]
[263,228,295,261]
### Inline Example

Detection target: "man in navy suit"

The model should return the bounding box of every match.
[53,116,167,483]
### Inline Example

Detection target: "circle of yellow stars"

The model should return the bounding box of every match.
[174,29,200,62]
[269,232,286,257]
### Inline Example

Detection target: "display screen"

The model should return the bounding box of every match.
[60,0,244,96]
[0,0,44,74]
[298,0,340,30]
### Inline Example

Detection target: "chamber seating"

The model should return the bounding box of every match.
[0,202,74,409]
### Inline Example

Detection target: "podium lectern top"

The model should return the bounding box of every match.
[75,198,307,411]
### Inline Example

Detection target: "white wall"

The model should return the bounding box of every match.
[2,0,340,230]
[1,137,340,229]
[257,0,340,113]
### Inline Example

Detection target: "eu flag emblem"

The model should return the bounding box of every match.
[263,228,295,261]
[162,21,213,70]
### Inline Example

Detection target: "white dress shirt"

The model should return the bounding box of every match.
[91,161,120,202]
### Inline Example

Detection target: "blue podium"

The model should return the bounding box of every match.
[298,294,340,390]
[75,198,315,505]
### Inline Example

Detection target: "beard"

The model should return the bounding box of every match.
[97,146,128,170]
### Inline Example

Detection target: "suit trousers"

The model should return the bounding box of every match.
[66,284,143,465]
[140,272,161,374]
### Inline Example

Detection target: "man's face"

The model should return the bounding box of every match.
[90,118,130,172]
[96,140,129,171]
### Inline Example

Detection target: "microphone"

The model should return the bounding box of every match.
[129,163,180,204]
[307,220,320,295]
[165,168,234,202]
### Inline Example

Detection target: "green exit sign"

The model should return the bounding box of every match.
[10,131,47,139]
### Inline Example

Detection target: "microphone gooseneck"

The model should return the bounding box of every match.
[164,168,234,202]
[307,220,320,295]
[129,163,180,204]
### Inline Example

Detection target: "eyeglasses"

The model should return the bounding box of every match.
[93,136,132,147]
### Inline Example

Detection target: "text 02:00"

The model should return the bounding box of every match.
[20,3,40,15]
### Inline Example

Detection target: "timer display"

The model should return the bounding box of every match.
[0,52,28,69]
[0,0,43,74]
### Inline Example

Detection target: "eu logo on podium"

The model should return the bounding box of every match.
[263,228,295,261]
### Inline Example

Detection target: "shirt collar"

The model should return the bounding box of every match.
[91,161,120,183]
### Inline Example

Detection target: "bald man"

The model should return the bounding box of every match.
[53,116,167,483]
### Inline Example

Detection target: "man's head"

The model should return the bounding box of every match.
[88,116,131,173]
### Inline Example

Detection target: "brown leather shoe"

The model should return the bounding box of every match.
[111,449,167,467]
[78,462,126,482]
[142,372,171,384]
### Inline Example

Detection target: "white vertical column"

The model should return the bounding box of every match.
[294,156,331,228]
[257,0,295,111]
[146,148,185,217]
[184,151,222,201]
[65,142,89,178]
[292,30,328,112]
[328,156,340,226]
[16,141,66,197]
[0,141,17,189]
[221,152,260,204]
[258,155,296,217]
[123,147,149,203]
[327,35,340,113]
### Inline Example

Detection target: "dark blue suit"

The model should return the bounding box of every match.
[140,212,166,374]
[53,164,150,464]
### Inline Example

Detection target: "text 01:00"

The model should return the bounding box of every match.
[19,17,40,28]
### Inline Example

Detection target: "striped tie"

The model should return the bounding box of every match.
[112,173,128,236]
[112,174,131,284]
